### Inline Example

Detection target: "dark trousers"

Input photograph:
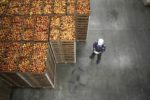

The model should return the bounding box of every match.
[90,52,102,63]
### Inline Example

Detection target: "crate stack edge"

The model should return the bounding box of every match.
[0,42,56,88]
[76,0,90,41]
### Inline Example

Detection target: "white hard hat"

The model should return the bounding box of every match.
[98,38,104,46]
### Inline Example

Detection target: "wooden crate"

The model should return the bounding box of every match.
[0,43,56,88]
[17,44,56,88]
[17,53,55,88]
[76,15,89,41]
[50,40,76,63]
[0,78,11,100]
[18,45,56,88]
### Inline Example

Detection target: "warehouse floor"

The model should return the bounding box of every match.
[11,0,150,100]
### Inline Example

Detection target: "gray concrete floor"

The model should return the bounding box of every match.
[11,0,150,100]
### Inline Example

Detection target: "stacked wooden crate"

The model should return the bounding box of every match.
[49,0,90,63]
[76,0,90,41]
[0,42,56,88]
[50,16,76,63]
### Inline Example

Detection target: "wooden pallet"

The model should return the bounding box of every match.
[50,40,76,64]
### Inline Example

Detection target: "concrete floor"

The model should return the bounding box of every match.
[11,0,150,100]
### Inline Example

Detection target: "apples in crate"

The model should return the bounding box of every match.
[68,0,76,4]
[0,17,11,28]
[24,16,35,29]
[67,4,76,14]
[10,23,22,41]
[50,28,59,40]
[9,0,21,8]
[0,43,19,72]
[20,5,30,15]
[54,0,66,14]
[36,16,49,31]
[43,4,53,14]
[22,0,31,5]
[21,43,33,57]
[22,29,33,40]
[34,31,48,41]
[0,6,6,15]
[77,0,90,14]
[50,16,61,28]
[45,0,53,4]
[19,57,31,72]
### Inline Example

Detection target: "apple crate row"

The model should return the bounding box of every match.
[0,15,76,64]
[0,15,76,42]
[0,15,49,42]
[0,0,90,16]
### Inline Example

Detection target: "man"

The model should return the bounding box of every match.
[89,38,106,64]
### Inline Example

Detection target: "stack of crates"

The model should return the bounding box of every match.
[49,15,76,63]
[76,0,90,41]
[0,42,56,88]
[0,0,90,88]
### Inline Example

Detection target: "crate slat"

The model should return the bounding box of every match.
[50,40,76,63]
